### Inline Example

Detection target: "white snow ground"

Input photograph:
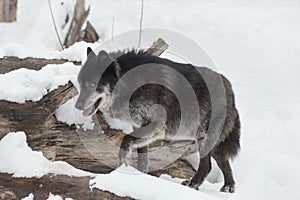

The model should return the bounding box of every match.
[1,0,300,199]
[90,165,223,200]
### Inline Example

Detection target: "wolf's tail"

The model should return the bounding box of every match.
[218,113,241,160]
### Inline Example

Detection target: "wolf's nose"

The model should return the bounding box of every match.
[75,101,84,110]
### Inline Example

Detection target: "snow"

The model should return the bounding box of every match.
[0,132,93,178]
[20,192,72,200]
[0,0,300,199]
[0,56,97,128]
[47,193,73,200]
[90,165,222,200]
[21,193,34,200]
[0,62,79,103]
[47,193,63,200]
[55,97,95,130]
[102,113,133,134]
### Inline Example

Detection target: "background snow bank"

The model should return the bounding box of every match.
[0,132,93,178]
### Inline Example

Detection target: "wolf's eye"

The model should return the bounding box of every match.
[84,81,96,88]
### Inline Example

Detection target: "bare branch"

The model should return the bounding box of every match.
[48,0,64,50]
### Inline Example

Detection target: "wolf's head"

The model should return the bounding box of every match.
[75,47,120,116]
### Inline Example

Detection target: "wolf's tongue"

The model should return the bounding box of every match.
[82,105,93,117]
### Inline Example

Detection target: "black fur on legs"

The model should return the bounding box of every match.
[137,146,148,173]
[182,154,212,190]
[213,113,240,192]
[182,108,240,192]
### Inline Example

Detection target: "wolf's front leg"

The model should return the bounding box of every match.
[118,134,135,166]
[137,146,148,172]
[118,121,164,173]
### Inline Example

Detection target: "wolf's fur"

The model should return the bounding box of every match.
[75,48,241,193]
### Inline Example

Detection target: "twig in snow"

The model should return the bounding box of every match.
[48,0,64,50]
[112,16,115,42]
[138,0,144,48]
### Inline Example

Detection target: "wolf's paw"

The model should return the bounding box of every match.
[220,184,235,193]
[181,179,200,190]
[137,163,148,173]
[118,148,129,168]
[117,161,128,167]
[117,156,128,168]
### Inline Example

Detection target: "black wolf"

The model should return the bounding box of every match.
[75,47,240,193]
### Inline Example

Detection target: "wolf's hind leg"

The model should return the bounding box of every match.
[212,151,235,193]
[182,154,212,190]
[212,114,240,193]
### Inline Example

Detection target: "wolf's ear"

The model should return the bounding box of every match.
[98,50,109,60]
[98,50,113,64]
[87,47,96,57]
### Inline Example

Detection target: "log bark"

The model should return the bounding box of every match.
[0,0,17,22]
[0,56,80,74]
[145,38,169,56]
[0,173,133,200]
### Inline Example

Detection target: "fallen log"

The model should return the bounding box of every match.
[0,56,80,74]
[0,82,196,176]
[0,173,133,200]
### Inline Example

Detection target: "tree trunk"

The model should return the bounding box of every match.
[0,0,17,22]
[64,0,100,48]
[79,21,99,43]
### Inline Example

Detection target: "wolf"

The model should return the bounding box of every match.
[75,47,240,193]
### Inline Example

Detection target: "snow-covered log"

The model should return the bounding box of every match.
[0,81,196,177]
[0,56,80,74]
[0,173,133,200]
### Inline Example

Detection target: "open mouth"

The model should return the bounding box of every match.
[82,97,103,117]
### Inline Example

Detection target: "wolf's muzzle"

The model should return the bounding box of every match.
[75,101,84,110]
